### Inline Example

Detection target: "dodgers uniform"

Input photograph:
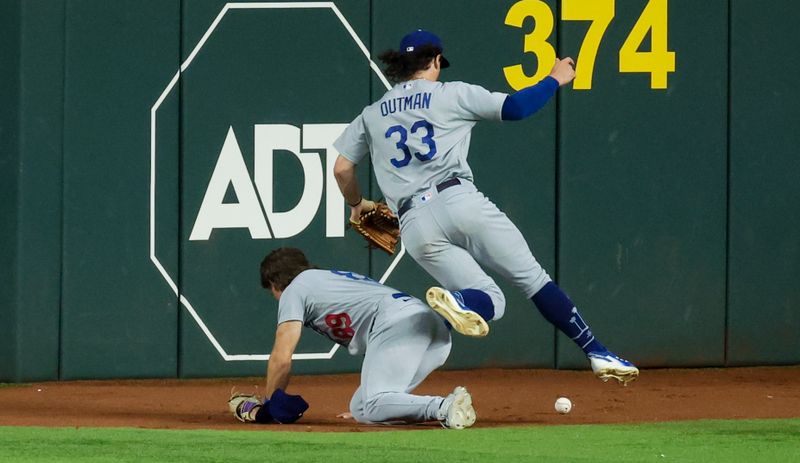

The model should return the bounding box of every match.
[331,29,639,385]
[277,268,451,424]
[334,79,551,320]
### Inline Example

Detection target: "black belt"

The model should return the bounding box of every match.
[397,178,461,218]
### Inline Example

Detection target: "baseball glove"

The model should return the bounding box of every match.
[228,391,262,423]
[227,388,309,424]
[350,202,400,255]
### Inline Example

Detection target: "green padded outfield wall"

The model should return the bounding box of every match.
[10,0,65,381]
[0,0,21,381]
[557,0,728,368]
[59,0,181,379]
[1,0,798,382]
[1,0,64,382]
[727,0,800,365]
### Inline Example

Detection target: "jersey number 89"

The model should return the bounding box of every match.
[385,119,437,168]
[325,313,355,341]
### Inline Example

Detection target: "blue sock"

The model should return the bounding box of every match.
[453,289,495,321]
[531,282,606,354]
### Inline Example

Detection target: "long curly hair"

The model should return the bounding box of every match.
[378,44,443,83]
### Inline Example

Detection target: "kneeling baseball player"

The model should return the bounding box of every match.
[228,247,475,429]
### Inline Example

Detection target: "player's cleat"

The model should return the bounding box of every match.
[426,287,489,337]
[588,351,639,385]
[229,394,262,423]
[438,386,477,430]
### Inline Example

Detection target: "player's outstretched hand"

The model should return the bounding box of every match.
[349,198,377,224]
[549,57,576,87]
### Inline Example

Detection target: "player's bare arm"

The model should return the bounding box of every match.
[333,154,376,223]
[265,320,302,396]
[548,57,576,86]
[228,318,307,424]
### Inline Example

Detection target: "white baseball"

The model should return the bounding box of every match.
[555,397,572,414]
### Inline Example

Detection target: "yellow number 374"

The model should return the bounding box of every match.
[504,0,676,90]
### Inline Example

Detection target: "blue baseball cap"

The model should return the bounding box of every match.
[399,29,451,68]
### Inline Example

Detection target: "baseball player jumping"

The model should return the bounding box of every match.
[229,247,476,428]
[333,30,638,384]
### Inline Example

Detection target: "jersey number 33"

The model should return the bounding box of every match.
[385,119,437,168]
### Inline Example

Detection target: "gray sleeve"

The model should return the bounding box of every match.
[276,283,306,325]
[333,113,370,164]
[447,81,508,121]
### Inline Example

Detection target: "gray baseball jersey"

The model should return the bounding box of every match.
[334,80,507,211]
[334,78,553,321]
[277,269,399,355]
[276,268,452,424]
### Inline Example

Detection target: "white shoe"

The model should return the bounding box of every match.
[438,386,477,430]
[588,351,639,385]
[426,287,489,337]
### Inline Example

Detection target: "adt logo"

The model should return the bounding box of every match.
[190,123,347,241]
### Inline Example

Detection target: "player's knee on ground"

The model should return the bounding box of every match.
[360,393,393,424]
[359,392,436,424]
[349,390,400,425]
[349,409,370,424]
[347,393,392,424]
[349,387,370,424]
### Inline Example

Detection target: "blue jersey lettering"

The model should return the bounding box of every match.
[380,92,432,117]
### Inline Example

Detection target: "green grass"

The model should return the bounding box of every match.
[0,383,30,388]
[1,419,798,463]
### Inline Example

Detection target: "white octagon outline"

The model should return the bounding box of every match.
[149,2,405,361]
